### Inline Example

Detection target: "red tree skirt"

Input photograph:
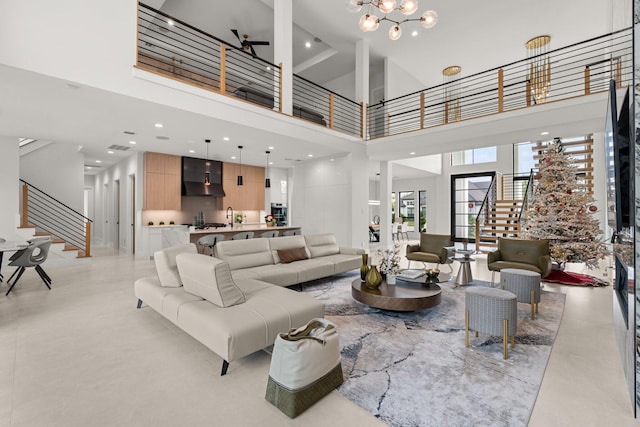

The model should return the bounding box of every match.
[544,270,608,287]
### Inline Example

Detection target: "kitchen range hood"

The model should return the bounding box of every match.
[182,157,225,197]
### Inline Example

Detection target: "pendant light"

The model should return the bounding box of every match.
[204,139,211,186]
[237,145,244,186]
[265,150,271,188]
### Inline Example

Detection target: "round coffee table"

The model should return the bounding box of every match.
[351,278,441,312]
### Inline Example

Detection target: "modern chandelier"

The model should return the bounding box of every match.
[526,35,551,104]
[348,0,438,40]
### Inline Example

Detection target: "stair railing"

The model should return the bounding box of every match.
[475,175,498,244]
[20,180,92,257]
[518,168,538,230]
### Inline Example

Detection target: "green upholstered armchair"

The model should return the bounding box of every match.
[487,238,551,282]
[406,233,455,271]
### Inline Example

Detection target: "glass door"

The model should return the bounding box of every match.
[451,173,494,242]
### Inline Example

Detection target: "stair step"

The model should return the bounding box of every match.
[63,244,79,251]
[76,251,91,258]
[34,231,52,236]
[52,238,65,244]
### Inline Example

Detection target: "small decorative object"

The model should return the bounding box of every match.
[265,214,276,227]
[364,265,383,289]
[236,213,243,224]
[387,274,396,285]
[588,205,597,212]
[463,238,469,251]
[376,243,401,277]
[360,253,369,282]
[169,220,175,225]
[159,221,165,225]
[148,221,154,226]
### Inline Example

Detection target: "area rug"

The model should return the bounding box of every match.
[302,272,566,427]
[544,270,608,287]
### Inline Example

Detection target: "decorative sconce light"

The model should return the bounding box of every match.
[204,139,211,186]
[526,35,551,104]
[237,145,244,186]
[265,150,271,188]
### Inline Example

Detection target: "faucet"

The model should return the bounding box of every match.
[226,206,234,228]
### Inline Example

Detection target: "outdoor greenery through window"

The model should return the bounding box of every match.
[451,146,497,166]
[399,191,415,231]
[419,191,426,232]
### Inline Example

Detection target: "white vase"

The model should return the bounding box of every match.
[387,274,396,285]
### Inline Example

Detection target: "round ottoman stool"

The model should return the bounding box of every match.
[500,268,541,320]
[465,287,517,359]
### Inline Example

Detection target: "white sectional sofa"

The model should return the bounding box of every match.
[134,233,363,376]
[214,233,364,287]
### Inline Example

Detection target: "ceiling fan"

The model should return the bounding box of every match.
[231,29,270,57]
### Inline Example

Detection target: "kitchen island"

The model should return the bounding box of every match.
[189,224,301,245]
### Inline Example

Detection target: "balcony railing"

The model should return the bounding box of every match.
[136,2,362,136]
[368,28,633,139]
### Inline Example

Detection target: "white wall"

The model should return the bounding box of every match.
[0,136,20,240]
[290,154,368,248]
[384,58,424,100]
[19,142,84,213]
[93,152,142,254]
[323,71,356,101]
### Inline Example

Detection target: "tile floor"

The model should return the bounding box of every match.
[0,241,638,426]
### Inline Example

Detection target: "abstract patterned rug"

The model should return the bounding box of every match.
[302,272,566,427]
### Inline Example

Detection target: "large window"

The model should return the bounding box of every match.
[451,173,494,241]
[451,146,497,166]
[419,191,427,232]
[399,191,415,231]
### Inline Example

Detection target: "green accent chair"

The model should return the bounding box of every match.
[406,233,455,271]
[487,238,551,284]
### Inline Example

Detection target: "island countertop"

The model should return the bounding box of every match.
[188,225,300,243]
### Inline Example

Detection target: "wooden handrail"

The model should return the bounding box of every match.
[584,66,591,95]
[21,184,29,227]
[219,44,226,94]
[498,68,504,112]
[329,93,335,128]
[419,92,425,129]
[85,221,91,257]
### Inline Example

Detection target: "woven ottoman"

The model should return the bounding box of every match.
[465,287,517,359]
[500,268,541,320]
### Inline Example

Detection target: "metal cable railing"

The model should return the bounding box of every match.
[137,2,281,111]
[20,180,93,256]
[368,28,633,139]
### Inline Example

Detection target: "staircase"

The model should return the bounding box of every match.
[475,172,534,253]
[19,180,92,258]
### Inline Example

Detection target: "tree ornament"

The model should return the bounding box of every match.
[588,205,597,212]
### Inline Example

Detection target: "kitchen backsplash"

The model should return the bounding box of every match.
[141,197,264,225]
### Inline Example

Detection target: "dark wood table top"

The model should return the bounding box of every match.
[351,278,441,312]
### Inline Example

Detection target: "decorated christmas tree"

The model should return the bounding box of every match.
[522,138,608,268]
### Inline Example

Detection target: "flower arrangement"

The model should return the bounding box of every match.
[376,243,401,276]
[265,214,276,225]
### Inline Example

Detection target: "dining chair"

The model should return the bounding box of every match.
[5,240,52,295]
[281,229,301,236]
[258,230,279,238]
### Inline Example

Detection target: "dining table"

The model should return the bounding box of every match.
[0,239,29,283]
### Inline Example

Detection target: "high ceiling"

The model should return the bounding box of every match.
[2,0,616,179]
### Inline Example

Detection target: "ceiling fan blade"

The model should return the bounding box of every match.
[231,29,242,44]
[249,45,257,57]
[248,41,270,46]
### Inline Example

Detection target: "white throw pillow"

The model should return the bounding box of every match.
[176,253,246,307]
[154,243,198,287]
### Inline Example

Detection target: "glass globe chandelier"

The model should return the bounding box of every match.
[348,0,438,40]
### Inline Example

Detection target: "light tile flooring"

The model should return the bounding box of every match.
[0,242,638,426]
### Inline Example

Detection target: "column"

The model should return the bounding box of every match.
[274,0,293,115]
[355,39,369,137]
[379,161,392,249]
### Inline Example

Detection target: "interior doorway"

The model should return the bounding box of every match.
[114,179,120,250]
[129,174,135,255]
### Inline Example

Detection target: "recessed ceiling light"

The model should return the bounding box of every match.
[330,158,335,162]
[95,160,102,163]
[308,154,313,157]
[167,19,174,26]
[86,166,92,170]
[540,131,549,135]
[269,162,273,165]
[266,66,271,71]
[155,123,163,128]
[410,152,416,155]
[223,137,230,141]
[129,140,136,144]
[411,30,418,37]
[231,156,236,160]
[189,149,195,153]
[305,41,311,48]
[107,150,114,154]
[268,146,274,150]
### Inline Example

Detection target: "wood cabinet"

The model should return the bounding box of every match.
[144,152,181,210]
[222,162,265,210]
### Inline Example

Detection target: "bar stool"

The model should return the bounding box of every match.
[231,232,254,240]
[196,234,225,256]
[258,230,279,238]
[281,229,301,236]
